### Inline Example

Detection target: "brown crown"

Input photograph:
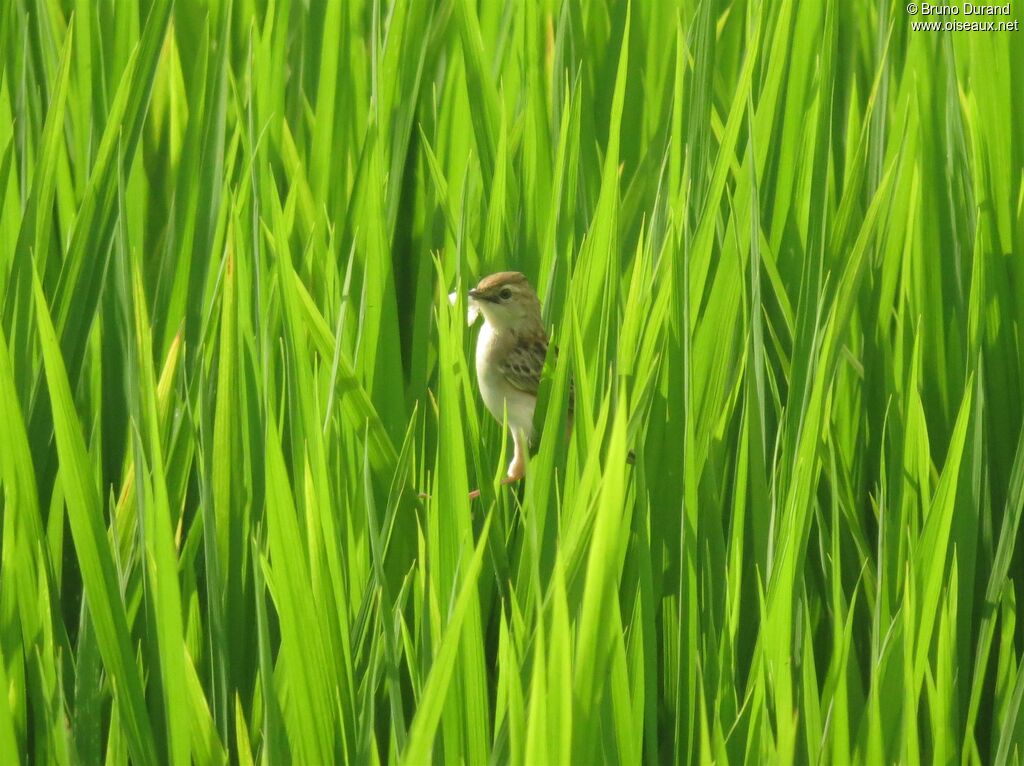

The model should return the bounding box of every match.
[475,271,531,293]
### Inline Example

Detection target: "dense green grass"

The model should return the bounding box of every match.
[1,0,1023,762]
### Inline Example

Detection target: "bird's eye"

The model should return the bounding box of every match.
[499,288,513,300]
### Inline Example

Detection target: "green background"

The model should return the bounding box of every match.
[0,0,1022,762]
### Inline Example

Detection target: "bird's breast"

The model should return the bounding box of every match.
[475,323,504,409]
[475,322,536,437]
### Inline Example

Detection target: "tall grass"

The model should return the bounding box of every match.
[1,0,1022,762]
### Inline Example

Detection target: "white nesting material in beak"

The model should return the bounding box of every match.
[449,290,481,326]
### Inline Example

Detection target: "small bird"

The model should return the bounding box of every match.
[468,271,558,484]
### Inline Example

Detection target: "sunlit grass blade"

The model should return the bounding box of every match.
[32,270,159,766]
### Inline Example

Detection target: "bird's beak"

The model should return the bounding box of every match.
[468,288,494,303]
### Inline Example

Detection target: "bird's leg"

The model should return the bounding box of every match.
[501,428,528,484]
[470,428,527,497]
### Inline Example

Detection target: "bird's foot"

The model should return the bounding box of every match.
[501,464,525,485]
[500,432,528,486]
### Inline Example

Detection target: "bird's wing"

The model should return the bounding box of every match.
[498,336,548,396]
[499,336,575,417]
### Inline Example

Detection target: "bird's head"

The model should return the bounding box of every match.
[468,271,543,333]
